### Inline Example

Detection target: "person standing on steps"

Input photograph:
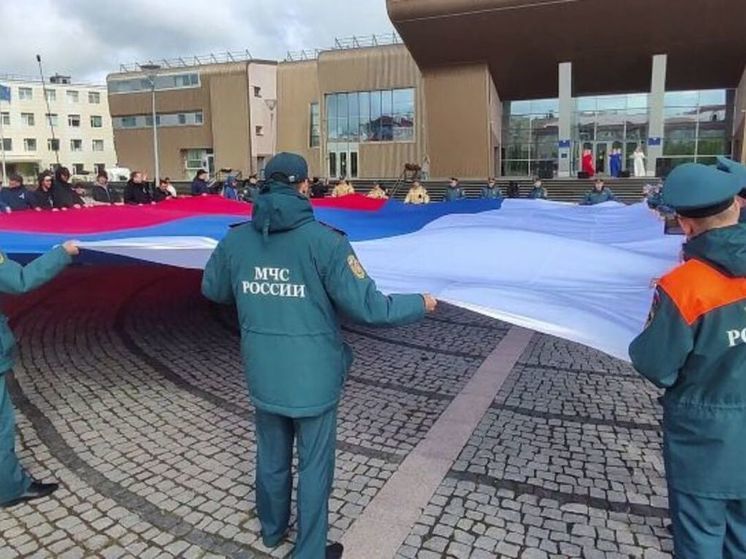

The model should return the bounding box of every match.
[0,240,79,509]
[202,152,437,558]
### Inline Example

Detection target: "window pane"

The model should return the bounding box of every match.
[392,89,415,142]
[597,95,627,111]
[393,89,414,117]
[358,92,370,140]
[533,139,558,160]
[381,90,393,141]
[576,111,596,141]
[369,90,382,141]
[576,97,596,111]
[530,99,559,115]
[336,93,348,119]
[503,160,529,176]
[665,90,700,107]
[664,136,696,156]
[698,89,726,106]
[504,144,530,159]
[325,94,337,121]
[627,94,649,109]
[508,101,533,116]
[338,94,350,140]
[348,93,360,141]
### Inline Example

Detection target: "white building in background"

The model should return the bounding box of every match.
[0,74,117,183]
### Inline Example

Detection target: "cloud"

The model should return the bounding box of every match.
[0,0,395,83]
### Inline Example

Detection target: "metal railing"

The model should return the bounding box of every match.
[118,50,255,73]
[116,32,402,72]
[285,32,402,62]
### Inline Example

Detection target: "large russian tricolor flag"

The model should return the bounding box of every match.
[0,195,681,360]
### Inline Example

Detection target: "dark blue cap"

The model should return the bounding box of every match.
[264,152,309,184]
[662,163,741,217]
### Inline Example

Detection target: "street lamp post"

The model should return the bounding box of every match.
[140,64,161,186]
[265,98,277,155]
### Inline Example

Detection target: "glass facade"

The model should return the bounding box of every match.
[502,98,559,177]
[325,88,415,143]
[502,89,732,177]
[571,93,649,176]
[108,73,200,94]
[662,89,729,168]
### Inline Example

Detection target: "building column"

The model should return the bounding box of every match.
[557,62,573,178]
[647,54,667,176]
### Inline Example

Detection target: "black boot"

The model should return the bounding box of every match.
[326,542,344,559]
[1,481,59,508]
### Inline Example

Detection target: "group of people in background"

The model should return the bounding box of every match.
[581,145,648,178]
[0,168,257,214]
[1,168,635,213]
[401,177,549,205]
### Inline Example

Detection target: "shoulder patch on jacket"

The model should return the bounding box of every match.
[658,259,746,325]
[347,255,366,279]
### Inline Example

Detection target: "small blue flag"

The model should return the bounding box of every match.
[0,85,10,102]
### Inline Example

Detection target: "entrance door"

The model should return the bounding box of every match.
[594,143,608,175]
[328,143,359,179]
[593,141,625,176]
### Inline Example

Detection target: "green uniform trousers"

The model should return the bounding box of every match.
[255,407,337,559]
[0,372,31,506]
[669,489,746,558]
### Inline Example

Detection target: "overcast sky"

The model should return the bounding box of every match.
[1,0,394,83]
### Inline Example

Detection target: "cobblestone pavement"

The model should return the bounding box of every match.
[0,266,672,558]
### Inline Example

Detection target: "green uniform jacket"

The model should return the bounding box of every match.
[480,186,503,200]
[528,187,548,200]
[0,247,72,374]
[581,188,615,205]
[202,182,426,418]
[444,187,466,202]
[740,207,746,223]
[629,224,746,498]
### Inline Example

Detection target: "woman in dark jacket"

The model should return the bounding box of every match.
[50,167,85,209]
[190,169,210,196]
[123,171,154,205]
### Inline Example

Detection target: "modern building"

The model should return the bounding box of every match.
[106,53,277,181]
[0,74,117,183]
[277,0,746,179]
[277,36,432,180]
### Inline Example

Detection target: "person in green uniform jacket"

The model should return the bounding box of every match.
[715,156,746,223]
[202,153,437,559]
[629,163,746,559]
[580,179,615,205]
[528,179,548,200]
[0,241,78,509]
[444,177,467,202]
[480,178,503,199]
